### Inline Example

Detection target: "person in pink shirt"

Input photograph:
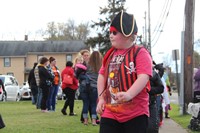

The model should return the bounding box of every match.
[96,10,152,133]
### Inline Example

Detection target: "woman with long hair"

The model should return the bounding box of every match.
[47,57,61,111]
[79,51,102,125]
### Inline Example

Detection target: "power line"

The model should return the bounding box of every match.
[151,0,170,42]
[151,0,173,48]
[152,0,169,35]
[151,11,170,47]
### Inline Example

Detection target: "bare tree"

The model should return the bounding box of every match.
[57,22,67,40]
[76,22,90,41]
[45,22,58,40]
[65,19,76,40]
[43,19,90,41]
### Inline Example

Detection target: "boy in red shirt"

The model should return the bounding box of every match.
[96,10,152,133]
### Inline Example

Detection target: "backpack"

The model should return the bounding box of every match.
[188,113,200,131]
[188,102,200,131]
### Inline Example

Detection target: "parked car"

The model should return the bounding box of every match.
[20,82,32,100]
[19,82,63,100]
[57,86,64,100]
[0,75,21,101]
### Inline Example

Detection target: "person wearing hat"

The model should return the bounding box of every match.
[96,10,152,133]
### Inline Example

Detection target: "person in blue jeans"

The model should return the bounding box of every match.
[80,84,98,125]
[154,63,165,126]
[36,87,42,109]
[79,51,102,125]
[47,57,61,111]
[47,85,59,111]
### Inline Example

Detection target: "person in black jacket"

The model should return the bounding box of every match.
[0,79,5,95]
[28,62,38,105]
[147,64,164,133]
[154,63,166,125]
[38,57,54,113]
[0,79,5,129]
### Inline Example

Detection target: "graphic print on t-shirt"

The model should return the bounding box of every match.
[108,54,124,104]
[108,51,137,104]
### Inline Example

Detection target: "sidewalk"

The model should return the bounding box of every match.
[159,92,189,133]
[159,117,189,133]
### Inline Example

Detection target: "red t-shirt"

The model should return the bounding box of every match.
[99,47,152,123]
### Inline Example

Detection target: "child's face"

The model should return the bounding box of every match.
[77,58,83,64]
[110,31,130,49]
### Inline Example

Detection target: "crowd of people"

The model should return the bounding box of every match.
[28,56,57,112]
[27,49,102,126]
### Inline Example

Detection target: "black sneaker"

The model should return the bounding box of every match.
[69,113,77,116]
[61,109,67,115]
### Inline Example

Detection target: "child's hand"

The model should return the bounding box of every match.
[96,98,105,115]
[168,104,172,110]
[115,92,132,103]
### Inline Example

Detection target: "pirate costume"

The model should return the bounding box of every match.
[98,11,152,133]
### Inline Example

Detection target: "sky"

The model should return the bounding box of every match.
[0,0,199,69]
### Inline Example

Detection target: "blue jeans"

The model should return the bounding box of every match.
[80,85,98,119]
[47,85,59,111]
[79,74,90,84]
[156,95,162,122]
[36,87,42,109]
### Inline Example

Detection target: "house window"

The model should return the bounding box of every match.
[66,54,72,61]
[4,57,11,67]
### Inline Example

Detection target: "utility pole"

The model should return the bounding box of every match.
[148,0,151,53]
[183,0,195,114]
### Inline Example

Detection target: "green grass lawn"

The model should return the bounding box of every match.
[0,100,99,133]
